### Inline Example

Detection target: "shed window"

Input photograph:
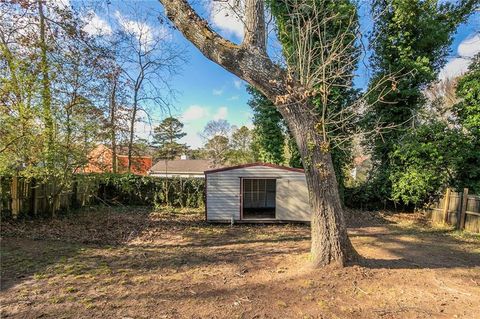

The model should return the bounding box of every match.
[242,179,276,219]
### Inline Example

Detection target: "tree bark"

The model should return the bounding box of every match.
[243,0,266,51]
[278,101,357,266]
[159,0,287,99]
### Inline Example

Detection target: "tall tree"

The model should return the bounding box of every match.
[205,135,230,168]
[455,53,480,138]
[114,8,185,172]
[364,0,477,200]
[107,66,122,173]
[201,119,231,140]
[250,0,360,198]
[0,0,108,215]
[37,0,54,169]
[152,116,188,160]
[158,0,364,266]
[453,53,480,193]
[229,125,255,164]
[248,86,285,165]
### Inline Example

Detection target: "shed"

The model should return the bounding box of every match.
[205,163,311,222]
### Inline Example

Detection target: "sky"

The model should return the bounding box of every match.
[77,0,480,149]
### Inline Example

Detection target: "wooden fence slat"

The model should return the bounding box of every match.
[11,176,19,217]
[443,188,451,223]
[466,211,480,217]
[459,188,469,230]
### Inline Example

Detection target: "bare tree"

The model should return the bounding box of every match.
[423,77,460,125]
[114,8,185,172]
[106,64,122,173]
[201,119,232,140]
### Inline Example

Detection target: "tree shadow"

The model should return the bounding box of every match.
[350,224,480,269]
[2,206,479,293]
[0,238,86,291]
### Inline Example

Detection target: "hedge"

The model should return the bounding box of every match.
[96,173,205,208]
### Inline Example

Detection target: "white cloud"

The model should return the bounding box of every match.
[233,79,243,89]
[133,110,154,140]
[115,10,170,48]
[213,107,228,120]
[181,129,204,148]
[212,88,224,96]
[181,105,209,122]
[439,58,471,81]
[209,0,244,39]
[458,34,480,58]
[83,11,112,36]
[228,95,239,100]
[440,33,480,80]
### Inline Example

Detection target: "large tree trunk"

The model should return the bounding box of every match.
[280,102,357,266]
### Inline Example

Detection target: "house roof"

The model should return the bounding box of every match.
[204,162,304,174]
[149,159,213,174]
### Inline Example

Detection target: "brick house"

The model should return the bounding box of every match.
[84,144,152,175]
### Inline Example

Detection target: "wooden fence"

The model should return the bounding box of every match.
[426,188,480,233]
[1,174,206,219]
[0,176,97,219]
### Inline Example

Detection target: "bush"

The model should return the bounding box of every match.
[389,122,470,206]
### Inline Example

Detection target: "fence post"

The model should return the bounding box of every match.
[443,188,451,224]
[459,188,469,230]
[29,178,36,217]
[11,175,19,218]
[70,177,78,209]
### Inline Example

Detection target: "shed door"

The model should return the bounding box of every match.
[276,178,311,221]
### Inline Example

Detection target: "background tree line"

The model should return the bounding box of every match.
[1,0,478,213]
[0,1,184,185]
[246,0,479,208]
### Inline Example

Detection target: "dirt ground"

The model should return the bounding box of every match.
[1,207,479,319]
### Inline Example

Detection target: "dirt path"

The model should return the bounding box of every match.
[1,208,479,318]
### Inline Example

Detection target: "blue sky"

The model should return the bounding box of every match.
[79,0,480,148]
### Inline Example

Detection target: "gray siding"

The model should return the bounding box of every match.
[206,166,310,221]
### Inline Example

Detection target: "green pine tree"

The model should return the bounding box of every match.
[152,117,188,160]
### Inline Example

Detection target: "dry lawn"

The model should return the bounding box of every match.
[1,207,479,319]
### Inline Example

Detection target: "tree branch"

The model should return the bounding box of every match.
[158,0,287,101]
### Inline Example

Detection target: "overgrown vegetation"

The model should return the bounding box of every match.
[360,0,477,206]
[1,174,204,219]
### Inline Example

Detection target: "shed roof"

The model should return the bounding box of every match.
[204,162,304,174]
[150,159,213,174]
